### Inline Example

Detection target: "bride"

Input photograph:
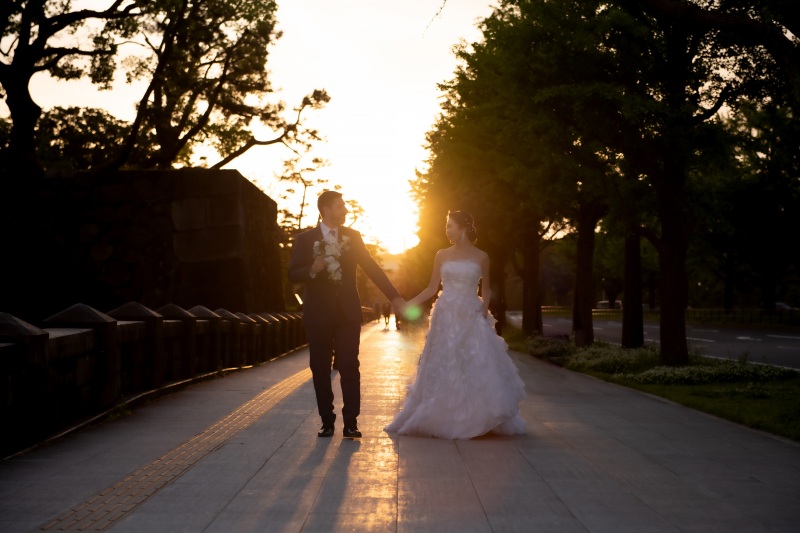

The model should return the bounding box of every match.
[386,211,525,439]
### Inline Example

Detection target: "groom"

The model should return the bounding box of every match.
[288,190,405,438]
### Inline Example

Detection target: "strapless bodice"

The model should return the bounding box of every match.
[440,260,481,295]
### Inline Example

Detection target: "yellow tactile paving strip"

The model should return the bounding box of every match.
[39,368,312,532]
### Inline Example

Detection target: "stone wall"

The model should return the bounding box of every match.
[1,169,284,322]
[0,302,313,458]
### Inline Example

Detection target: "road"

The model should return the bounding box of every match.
[506,311,800,369]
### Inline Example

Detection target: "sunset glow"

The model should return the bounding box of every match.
[17,0,496,254]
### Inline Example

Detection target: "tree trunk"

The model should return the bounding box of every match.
[521,227,543,337]
[622,233,644,348]
[572,207,599,347]
[657,180,689,366]
[1,70,43,176]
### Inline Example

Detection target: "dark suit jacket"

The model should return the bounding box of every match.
[288,225,400,325]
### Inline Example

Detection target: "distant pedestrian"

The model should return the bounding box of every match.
[373,301,382,322]
[382,301,391,328]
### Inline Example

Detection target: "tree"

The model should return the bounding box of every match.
[619,0,800,107]
[429,1,620,342]
[108,0,329,170]
[430,0,793,364]
[706,100,800,310]
[0,0,142,176]
[1,0,330,177]
[276,156,330,232]
[27,106,157,172]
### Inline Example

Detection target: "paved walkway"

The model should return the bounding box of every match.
[1,319,799,532]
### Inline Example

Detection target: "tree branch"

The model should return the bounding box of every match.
[46,2,139,37]
[33,46,113,73]
[210,130,289,170]
[692,83,733,125]
[210,92,324,169]
[99,0,189,171]
[629,0,799,95]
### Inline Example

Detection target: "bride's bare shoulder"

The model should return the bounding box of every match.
[471,248,489,263]
[435,247,456,260]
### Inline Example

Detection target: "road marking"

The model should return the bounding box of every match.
[39,368,312,532]
[736,336,762,341]
[692,329,719,333]
[768,334,800,340]
[687,337,716,343]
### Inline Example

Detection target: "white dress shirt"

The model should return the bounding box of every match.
[320,221,339,243]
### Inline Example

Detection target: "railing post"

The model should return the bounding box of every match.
[235,313,257,366]
[157,304,197,380]
[44,303,120,409]
[274,312,298,351]
[189,306,222,373]
[0,313,50,455]
[258,313,280,360]
[264,313,288,356]
[215,309,242,369]
[286,312,307,345]
[107,302,165,390]
[248,314,270,363]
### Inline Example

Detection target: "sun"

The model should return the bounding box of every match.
[349,191,420,255]
[359,212,420,255]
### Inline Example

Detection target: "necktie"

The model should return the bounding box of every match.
[328,229,337,242]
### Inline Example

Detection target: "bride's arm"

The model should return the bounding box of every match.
[406,252,443,307]
[479,253,491,317]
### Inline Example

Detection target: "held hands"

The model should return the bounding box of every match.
[393,297,425,322]
[399,297,425,322]
[392,297,408,317]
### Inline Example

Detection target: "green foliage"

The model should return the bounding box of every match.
[524,336,577,360]
[562,343,662,375]
[31,107,159,172]
[123,0,283,167]
[519,328,800,440]
[619,360,797,385]
[0,0,143,171]
[630,378,800,442]
[0,0,328,173]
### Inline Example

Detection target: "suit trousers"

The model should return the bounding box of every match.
[305,319,362,428]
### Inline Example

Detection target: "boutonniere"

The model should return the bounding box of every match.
[313,236,351,283]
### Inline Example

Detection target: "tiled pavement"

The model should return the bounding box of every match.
[1,318,799,532]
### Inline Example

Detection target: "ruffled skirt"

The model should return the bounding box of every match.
[385,289,525,439]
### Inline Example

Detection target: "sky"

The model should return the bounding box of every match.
[20,0,497,254]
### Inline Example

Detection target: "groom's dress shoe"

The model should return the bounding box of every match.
[343,427,362,438]
[318,425,334,438]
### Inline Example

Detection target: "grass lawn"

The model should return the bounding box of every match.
[503,325,800,442]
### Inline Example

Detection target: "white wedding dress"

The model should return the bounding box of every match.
[386,260,526,439]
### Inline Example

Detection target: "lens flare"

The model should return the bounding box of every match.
[404,305,423,321]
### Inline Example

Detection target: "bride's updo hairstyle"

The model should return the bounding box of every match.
[448,210,478,243]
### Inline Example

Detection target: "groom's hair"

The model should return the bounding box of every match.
[317,190,342,213]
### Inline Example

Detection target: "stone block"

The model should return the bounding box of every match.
[172,168,243,198]
[173,226,244,262]
[172,198,210,231]
[208,196,243,227]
